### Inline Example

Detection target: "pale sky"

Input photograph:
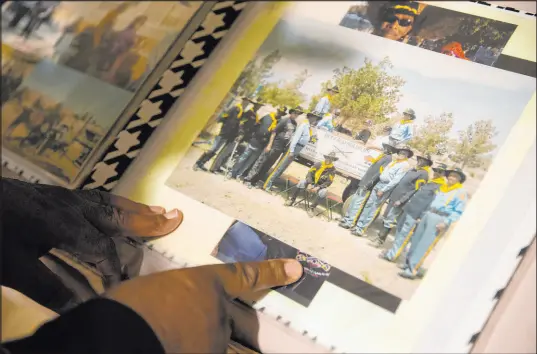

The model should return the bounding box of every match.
[255,15,535,149]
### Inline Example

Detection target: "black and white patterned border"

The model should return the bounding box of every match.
[469,1,537,17]
[80,0,247,191]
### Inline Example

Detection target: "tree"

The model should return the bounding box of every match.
[450,119,498,169]
[230,50,282,98]
[257,70,310,108]
[408,113,454,156]
[321,57,405,131]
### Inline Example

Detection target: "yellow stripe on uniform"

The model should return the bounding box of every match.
[263,150,289,189]
[351,190,371,226]
[393,224,416,260]
[412,232,444,274]
[268,112,277,132]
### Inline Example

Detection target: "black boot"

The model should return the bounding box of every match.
[285,187,300,206]
[371,226,391,248]
[193,151,215,171]
[307,195,320,217]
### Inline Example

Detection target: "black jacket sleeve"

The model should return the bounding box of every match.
[3,298,165,354]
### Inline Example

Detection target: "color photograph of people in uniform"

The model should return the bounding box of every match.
[1,1,200,91]
[166,4,535,300]
[1,54,131,183]
[339,1,517,67]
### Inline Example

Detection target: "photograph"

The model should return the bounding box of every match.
[166,5,535,300]
[1,1,201,91]
[212,221,332,307]
[2,56,132,183]
[339,1,517,67]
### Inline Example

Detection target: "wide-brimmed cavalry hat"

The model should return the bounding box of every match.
[276,106,288,115]
[323,151,339,161]
[432,163,448,174]
[306,112,323,121]
[396,145,414,158]
[381,142,398,154]
[327,86,339,93]
[289,106,305,115]
[445,167,466,184]
[416,154,433,166]
[246,97,264,106]
[403,108,416,119]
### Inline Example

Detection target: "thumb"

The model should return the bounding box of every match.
[207,259,303,299]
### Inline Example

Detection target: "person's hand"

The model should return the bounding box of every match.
[436,222,447,233]
[394,201,401,207]
[105,259,303,353]
[2,178,183,288]
[310,186,320,193]
[288,152,295,159]
[377,190,384,198]
[264,145,272,153]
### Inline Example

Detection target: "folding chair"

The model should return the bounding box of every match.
[279,175,309,210]
[311,191,343,220]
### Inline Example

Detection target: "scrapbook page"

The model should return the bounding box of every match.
[133,1,536,352]
[1,1,202,184]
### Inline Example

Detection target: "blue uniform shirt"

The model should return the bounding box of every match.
[314,95,331,115]
[390,121,413,143]
[217,222,267,262]
[316,115,334,132]
[429,187,468,225]
[289,121,311,153]
[376,160,410,193]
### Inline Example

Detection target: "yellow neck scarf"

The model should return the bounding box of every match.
[314,162,334,184]
[325,94,332,102]
[371,153,386,164]
[400,119,413,125]
[440,182,463,193]
[236,103,244,118]
[431,177,447,186]
[380,157,405,174]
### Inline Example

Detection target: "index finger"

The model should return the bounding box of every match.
[208,260,303,298]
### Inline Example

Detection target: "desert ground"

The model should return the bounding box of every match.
[167,144,448,300]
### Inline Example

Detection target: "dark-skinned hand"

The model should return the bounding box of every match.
[1,178,183,311]
[105,259,303,353]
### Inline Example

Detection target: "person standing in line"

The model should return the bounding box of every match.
[338,143,398,229]
[244,106,303,189]
[209,99,263,174]
[389,108,416,147]
[379,163,447,263]
[399,168,467,279]
[350,146,413,237]
[284,152,338,217]
[263,112,321,192]
[316,108,340,132]
[230,106,287,180]
[371,154,433,247]
[193,97,250,172]
[313,86,338,117]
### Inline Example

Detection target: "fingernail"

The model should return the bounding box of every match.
[284,260,303,281]
[150,206,166,213]
[164,209,179,219]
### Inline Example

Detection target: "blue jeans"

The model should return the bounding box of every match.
[231,143,263,178]
[383,202,403,229]
[296,180,328,199]
[385,213,417,261]
[340,188,371,227]
[209,135,227,153]
[404,211,444,273]
[352,187,390,235]
[263,144,305,190]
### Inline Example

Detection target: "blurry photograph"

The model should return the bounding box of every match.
[2,1,201,91]
[213,221,332,307]
[339,1,517,67]
[167,6,534,300]
[1,55,131,182]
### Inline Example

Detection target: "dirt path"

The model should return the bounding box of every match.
[168,146,442,300]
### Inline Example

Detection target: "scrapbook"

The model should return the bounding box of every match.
[2,1,535,353]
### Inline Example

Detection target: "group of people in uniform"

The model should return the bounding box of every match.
[193,91,467,281]
[338,142,468,279]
